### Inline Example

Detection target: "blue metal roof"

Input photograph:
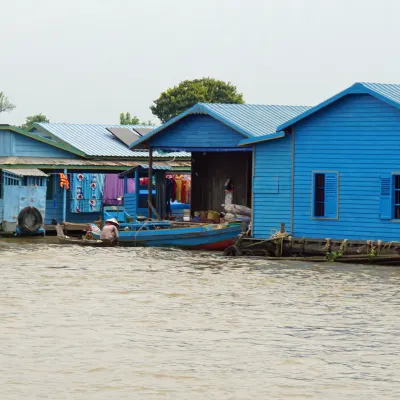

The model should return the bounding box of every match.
[130,103,311,149]
[277,82,400,131]
[35,123,190,158]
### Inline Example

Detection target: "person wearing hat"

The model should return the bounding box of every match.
[100,218,120,244]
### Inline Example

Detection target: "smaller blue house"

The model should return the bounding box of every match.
[130,103,310,215]
[244,82,400,242]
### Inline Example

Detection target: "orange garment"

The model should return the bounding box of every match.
[59,173,69,189]
[175,180,182,202]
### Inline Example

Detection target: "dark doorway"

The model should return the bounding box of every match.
[191,151,252,214]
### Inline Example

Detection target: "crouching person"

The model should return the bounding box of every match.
[100,218,120,245]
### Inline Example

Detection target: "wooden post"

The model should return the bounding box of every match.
[62,168,67,223]
[148,147,153,219]
[280,223,285,233]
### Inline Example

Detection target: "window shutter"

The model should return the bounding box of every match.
[380,176,392,220]
[324,172,338,219]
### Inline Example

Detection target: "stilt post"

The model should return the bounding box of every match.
[148,147,153,219]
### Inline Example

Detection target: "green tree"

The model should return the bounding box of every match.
[0,91,16,113]
[21,113,49,130]
[120,112,154,126]
[150,78,244,123]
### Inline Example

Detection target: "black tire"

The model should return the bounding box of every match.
[17,206,43,233]
[223,245,243,257]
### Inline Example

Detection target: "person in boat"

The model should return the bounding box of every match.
[100,218,120,244]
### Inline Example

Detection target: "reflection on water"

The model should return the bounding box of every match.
[1,238,400,399]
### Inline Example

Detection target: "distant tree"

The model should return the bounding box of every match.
[21,113,49,130]
[0,91,16,113]
[120,112,155,126]
[150,78,245,123]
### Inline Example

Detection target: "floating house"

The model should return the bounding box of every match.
[240,82,400,242]
[130,103,310,215]
[131,83,400,243]
[0,123,190,234]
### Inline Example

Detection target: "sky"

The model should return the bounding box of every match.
[1,0,399,126]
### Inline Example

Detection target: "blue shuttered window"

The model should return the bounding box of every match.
[380,176,392,220]
[393,175,400,220]
[312,172,339,219]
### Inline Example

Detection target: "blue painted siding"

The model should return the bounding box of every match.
[0,130,15,155]
[124,193,137,217]
[0,129,77,158]
[14,133,77,158]
[293,94,400,241]
[253,135,293,238]
[149,114,245,149]
[0,199,3,223]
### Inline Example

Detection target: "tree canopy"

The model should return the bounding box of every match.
[21,113,49,130]
[0,91,16,113]
[120,112,154,126]
[150,78,244,123]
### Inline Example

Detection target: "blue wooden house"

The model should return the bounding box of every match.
[240,82,400,242]
[0,124,190,234]
[130,103,310,214]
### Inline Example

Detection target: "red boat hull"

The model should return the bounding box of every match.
[191,238,236,251]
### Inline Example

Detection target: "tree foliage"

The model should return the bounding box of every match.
[150,78,245,123]
[120,112,154,126]
[21,113,49,130]
[0,91,16,113]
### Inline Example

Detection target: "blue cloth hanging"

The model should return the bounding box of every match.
[70,173,105,213]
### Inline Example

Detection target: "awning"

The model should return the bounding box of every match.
[119,165,172,178]
[3,168,48,177]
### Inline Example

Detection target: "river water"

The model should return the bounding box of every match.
[1,238,399,399]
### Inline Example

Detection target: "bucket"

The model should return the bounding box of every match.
[183,209,191,222]
[207,210,220,223]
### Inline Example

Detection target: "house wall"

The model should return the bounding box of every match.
[0,129,77,158]
[252,135,293,238]
[45,174,102,224]
[124,193,137,218]
[149,114,246,149]
[292,94,400,241]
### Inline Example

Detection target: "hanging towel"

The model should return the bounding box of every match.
[70,173,104,213]
[103,174,135,205]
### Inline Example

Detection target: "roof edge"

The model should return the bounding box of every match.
[277,82,400,131]
[238,131,286,146]
[31,123,87,157]
[130,103,252,149]
[0,125,86,157]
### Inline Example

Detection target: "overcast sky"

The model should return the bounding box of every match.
[1,0,399,126]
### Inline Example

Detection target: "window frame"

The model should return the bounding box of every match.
[393,174,400,220]
[311,170,340,220]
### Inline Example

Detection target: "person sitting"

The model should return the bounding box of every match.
[100,218,120,244]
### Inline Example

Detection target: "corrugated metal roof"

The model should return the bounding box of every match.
[131,103,311,148]
[360,82,400,107]
[35,123,190,158]
[4,168,48,177]
[199,103,311,137]
[0,157,191,169]
[278,82,400,131]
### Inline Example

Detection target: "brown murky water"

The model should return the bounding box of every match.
[1,238,400,399]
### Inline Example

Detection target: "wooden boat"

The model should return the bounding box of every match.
[56,223,242,250]
[56,225,116,247]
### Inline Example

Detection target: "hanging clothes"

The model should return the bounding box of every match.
[59,173,69,189]
[70,173,105,213]
[103,174,135,205]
